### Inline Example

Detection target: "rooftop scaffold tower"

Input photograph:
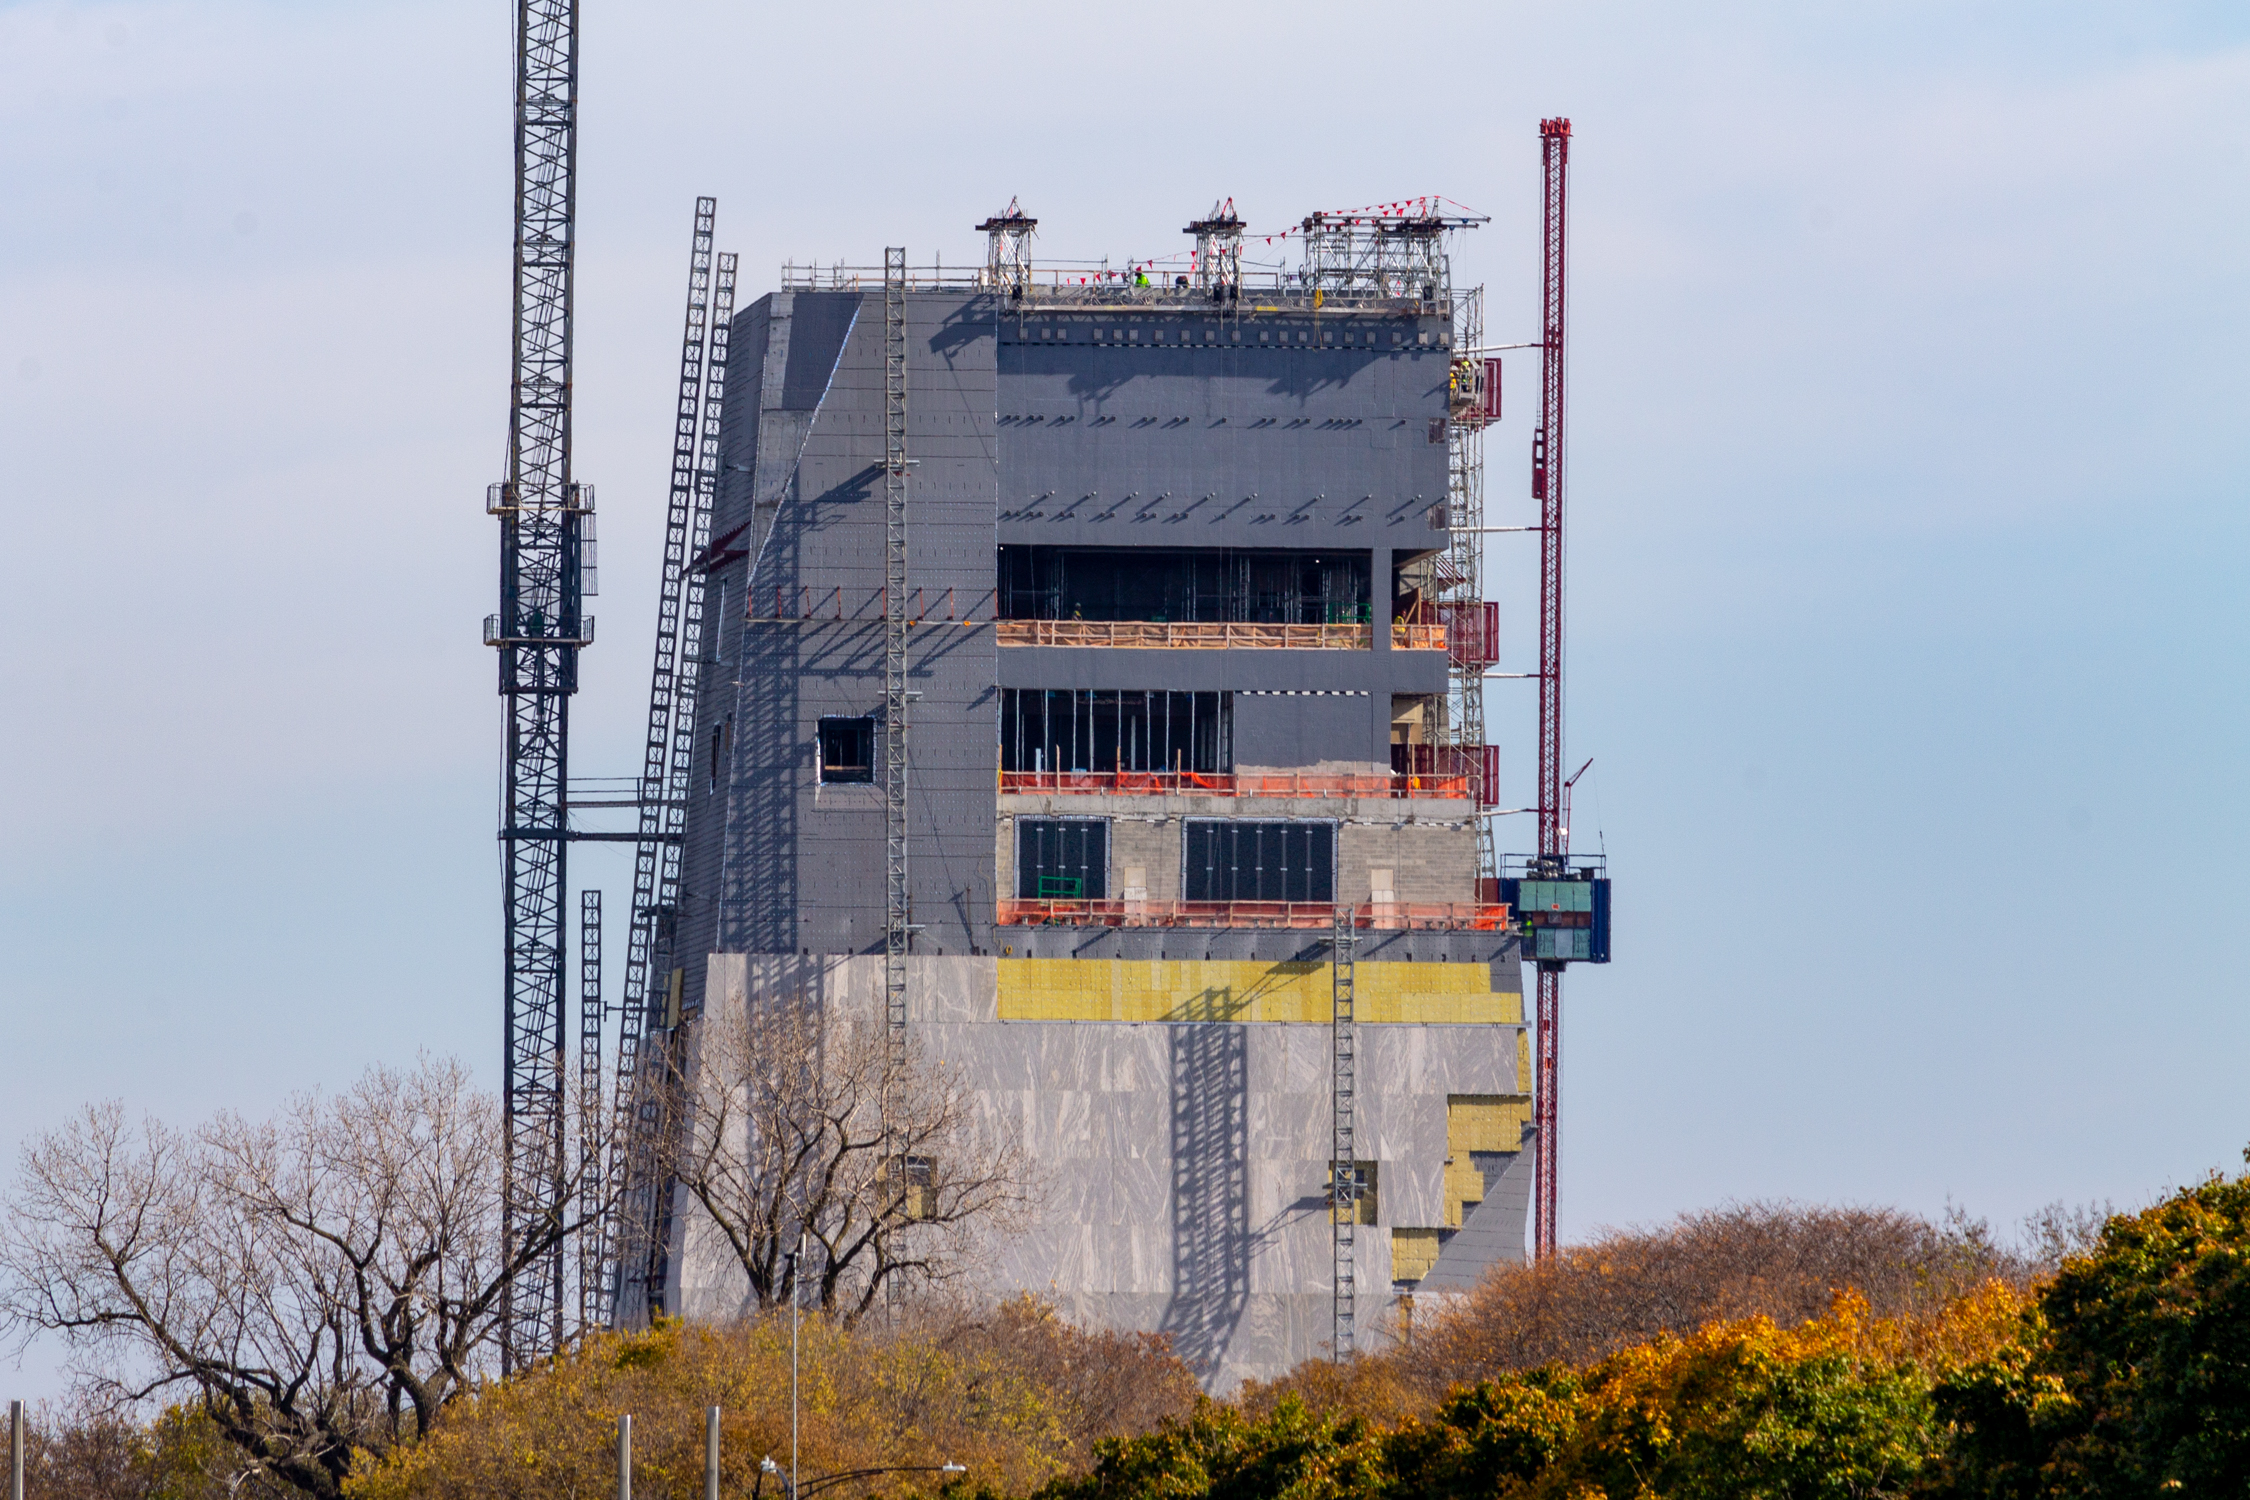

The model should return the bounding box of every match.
[977,201,1036,294]
[603,203,734,1329]
[1298,201,1483,302]
[490,0,587,1373]
[1185,199,1244,292]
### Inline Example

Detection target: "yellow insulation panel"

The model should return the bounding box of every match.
[1447,1095,1530,1154]
[997,958,1524,1025]
[1391,1227,1443,1284]
[1444,1095,1532,1226]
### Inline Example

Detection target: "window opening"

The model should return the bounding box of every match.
[1016,818,1108,899]
[998,547,1368,625]
[817,716,874,784]
[1002,689,1231,774]
[1183,819,1335,903]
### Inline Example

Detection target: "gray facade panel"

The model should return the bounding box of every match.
[996,647,1449,694]
[994,313,1452,556]
[1233,690,1384,769]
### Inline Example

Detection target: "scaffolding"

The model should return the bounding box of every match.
[977,200,1036,293]
[1184,199,1244,292]
[883,247,911,1072]
[1330,899,1358,1360]
[1300,208,1483,304]
[575,888,602,1333]
[1446,285,1495,879]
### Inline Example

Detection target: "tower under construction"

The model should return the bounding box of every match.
[630,202,1607,1386]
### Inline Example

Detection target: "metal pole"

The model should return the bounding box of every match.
[704,1406,720,1500]
[617,1414,632,1500]
[10,1400,23,1500]
[790,1231,803,1500]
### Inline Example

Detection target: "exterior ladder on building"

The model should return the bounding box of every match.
[1331,900,1357,1360]
[602,208,734,1329]
[882,246,911,1071]
[576,888,603,1334]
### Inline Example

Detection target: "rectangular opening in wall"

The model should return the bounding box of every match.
[1183,819,1334,902]
[816,716,874,784]
[998,547,1370,625]
[1001,689,1230,773]
[1016,817,1109,899]
[1329,1160,1378,1225]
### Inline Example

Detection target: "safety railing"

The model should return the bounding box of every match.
[998,770,1475,800]
[994,620,1449,651]
[997,620,1374,650]
[1391,623,1447,651]
[996,899,1512,931]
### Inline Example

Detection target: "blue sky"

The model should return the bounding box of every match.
[3,0,2246,1393]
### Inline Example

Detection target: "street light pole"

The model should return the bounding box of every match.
[705,1406,720,1500]
[790,1231,804,1500]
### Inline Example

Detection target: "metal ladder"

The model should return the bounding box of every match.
[1332,900,1358,1359]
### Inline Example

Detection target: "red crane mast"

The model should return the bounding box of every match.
[1533,116,1571,1262]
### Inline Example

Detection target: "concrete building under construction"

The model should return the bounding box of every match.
[649,207,1589,1388]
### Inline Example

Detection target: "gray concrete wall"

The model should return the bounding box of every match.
[682,290,1002,1013]
[675,954,1528,1390]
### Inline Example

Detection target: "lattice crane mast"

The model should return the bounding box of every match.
[1533,116,1570,1263]
[490,0,586,1372]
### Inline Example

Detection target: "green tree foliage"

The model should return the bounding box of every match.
[1935,1154,2250,1497]
[1043,1288,2025,1500]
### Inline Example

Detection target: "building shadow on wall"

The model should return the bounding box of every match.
[727,545,800,955]
[1158,1015,1250,1382]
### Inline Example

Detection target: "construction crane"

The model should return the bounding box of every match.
[603,205,735,1329]
[1533,116,1570,1263]
[489,0,586,1372]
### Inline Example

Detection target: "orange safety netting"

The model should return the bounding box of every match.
[999,771,1474,800]
[995,900,1513,931]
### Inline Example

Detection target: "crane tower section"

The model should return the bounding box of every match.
[489,0,587,1372]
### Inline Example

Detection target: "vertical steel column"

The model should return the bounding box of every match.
[1330,900,1357,1359]
[1533,116,1572,1263]
[495,0,583,1372]
[601,199,713,1330]
[882,249,910,1066]
[577,888,603,1334]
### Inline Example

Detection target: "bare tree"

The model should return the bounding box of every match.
[665,999,1039,1319]
[0,1057,609,1500]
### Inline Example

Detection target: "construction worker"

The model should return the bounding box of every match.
[1135,267,1149,287]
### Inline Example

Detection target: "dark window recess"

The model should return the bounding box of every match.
[817,716,875,784]
[1183,820,1335,903]
[709,715,733,791]
[1016,818,1108,899]
[998,547,1370,625]
[1002,689,1229,774]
